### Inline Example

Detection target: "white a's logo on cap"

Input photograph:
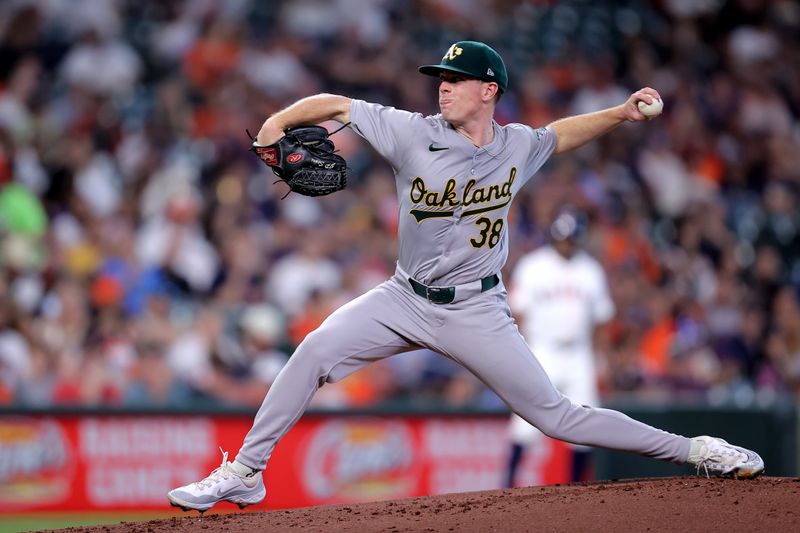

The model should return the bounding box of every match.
[487,68,494,76]
[443,44,463,61]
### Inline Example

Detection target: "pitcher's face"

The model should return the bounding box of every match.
[438,72,488,125]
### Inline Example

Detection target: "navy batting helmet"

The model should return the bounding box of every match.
[550,206,588,242]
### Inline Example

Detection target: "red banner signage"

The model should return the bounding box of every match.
[0,414,567,512]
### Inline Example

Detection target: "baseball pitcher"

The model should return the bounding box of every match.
[168,41,764,512]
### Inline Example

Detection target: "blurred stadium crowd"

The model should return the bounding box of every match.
[0,0,799,410]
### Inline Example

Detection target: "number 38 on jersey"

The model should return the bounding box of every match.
[470,217,504,249]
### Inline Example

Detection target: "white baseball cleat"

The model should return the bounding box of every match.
[687,436,765,479]
[167,448,266,512]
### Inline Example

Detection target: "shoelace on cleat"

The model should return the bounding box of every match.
[694,441,746,477]
[195,447,235,489]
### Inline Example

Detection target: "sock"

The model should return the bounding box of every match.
[230,460,260,478]
[505,443,525,488]
[687,436,706,464]
[570,449,592,483]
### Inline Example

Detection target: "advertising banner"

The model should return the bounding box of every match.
[0,414,567,512]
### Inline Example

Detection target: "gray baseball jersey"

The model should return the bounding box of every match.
[348,100,551,285]
[235,100,690,472]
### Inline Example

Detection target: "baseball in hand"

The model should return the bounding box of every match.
[637,97,663,118]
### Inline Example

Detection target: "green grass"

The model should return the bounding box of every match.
[0,512,180,533]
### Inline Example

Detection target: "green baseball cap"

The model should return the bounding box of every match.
[419,41,508,93]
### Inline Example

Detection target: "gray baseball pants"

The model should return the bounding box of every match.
[235,271,690,470]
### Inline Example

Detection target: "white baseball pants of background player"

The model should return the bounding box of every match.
[508,342,599,484]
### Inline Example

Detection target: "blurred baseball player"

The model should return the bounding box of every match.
[168,41,764,512]
[505,207,612,487]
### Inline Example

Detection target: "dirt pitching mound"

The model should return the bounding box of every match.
[62,476,798,533]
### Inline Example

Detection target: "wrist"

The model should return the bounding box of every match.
[611,104,629,123]
[256,120,284,146]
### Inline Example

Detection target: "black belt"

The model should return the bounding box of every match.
[408,274,499,304]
